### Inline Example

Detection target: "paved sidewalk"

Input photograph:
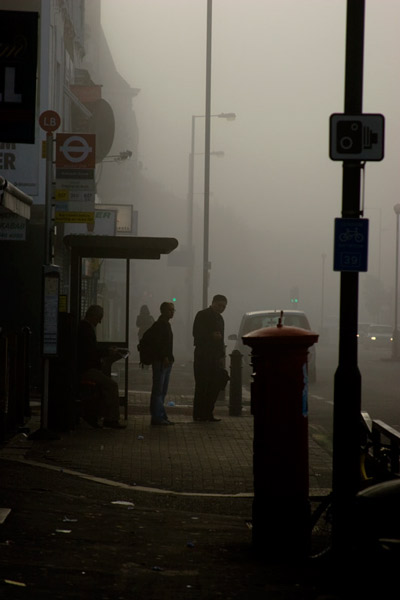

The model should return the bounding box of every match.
[4,391,332,498]
[0,390,341,599]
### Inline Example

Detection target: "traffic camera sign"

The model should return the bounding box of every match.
[329,113,384,161]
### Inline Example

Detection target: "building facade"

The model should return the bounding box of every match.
[0,0,141,439]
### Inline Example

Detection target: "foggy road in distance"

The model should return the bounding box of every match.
[308,341,400,451]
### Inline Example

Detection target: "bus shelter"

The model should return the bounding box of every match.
[64,234,178,420]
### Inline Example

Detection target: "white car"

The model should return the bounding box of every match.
[357,322,371,345]
[228,309,317,386]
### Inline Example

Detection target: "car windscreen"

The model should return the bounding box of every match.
[358,324,370,333]
[369,325,392,334]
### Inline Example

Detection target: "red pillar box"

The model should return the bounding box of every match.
[243,312,318,558]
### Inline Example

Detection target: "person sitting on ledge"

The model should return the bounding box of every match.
[77,304,126,429]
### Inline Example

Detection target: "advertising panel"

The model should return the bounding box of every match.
[0,141,39,195]
[0,11,39,143]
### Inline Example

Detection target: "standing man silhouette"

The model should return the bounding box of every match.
[192,294,227,422]
[150,302,175,426]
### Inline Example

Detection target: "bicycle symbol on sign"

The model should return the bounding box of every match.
[338,227,364,243]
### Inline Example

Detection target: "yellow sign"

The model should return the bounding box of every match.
[55,189,69,201]
[59,295,68,312]
[54,211,95,224]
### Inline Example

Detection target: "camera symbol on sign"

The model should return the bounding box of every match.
[329,114,384,161]
[336,120,378,154]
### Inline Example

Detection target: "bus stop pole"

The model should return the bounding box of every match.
[30,133,59,439]
[42,133,54,433]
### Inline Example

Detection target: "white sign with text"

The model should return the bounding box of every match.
[0,142,39,196]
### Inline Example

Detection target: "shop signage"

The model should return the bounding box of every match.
[0,11,39,143]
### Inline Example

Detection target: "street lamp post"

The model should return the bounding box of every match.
[203,0,213,310]
[392,204,400,359]
[187,114,235,251]
[186,112,235,350]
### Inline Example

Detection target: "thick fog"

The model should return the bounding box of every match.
[100,0,400,348]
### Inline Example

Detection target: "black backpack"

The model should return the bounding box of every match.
[137,322,158,366]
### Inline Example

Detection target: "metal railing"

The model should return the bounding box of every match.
[362,412,400,480]
[371,419,400,476]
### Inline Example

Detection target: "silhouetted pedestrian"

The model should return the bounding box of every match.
[150,302,175,426]
[77,305,126,429]
[136,304,154,340]
[192,294,227,422]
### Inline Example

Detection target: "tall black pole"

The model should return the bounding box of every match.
[332,0,365,553]
[392,204,400,359]
[186,116,196,353]
[202,0,212,309]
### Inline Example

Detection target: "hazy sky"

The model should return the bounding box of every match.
[101,0,400,331]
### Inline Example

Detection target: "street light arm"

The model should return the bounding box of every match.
[217,112,236,120]
[193,112,236,121]
[102,150,133,163]
[194,151,225,157]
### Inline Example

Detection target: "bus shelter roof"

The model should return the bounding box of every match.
[64,234,178,259]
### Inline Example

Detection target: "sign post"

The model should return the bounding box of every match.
[40,265,60,432]
[328,0,385,555]
[39,110,61,262]
[30,111,61,440]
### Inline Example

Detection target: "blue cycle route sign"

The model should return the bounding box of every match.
[334,218,369,272]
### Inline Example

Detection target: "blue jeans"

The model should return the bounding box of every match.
[150,361,172,423]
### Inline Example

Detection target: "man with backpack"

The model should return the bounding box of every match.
[140,301,175,426]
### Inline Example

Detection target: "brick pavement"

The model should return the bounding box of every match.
[3,390,332,499]
[0,389,338,599]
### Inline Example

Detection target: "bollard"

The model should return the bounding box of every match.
[229,349,242,416]
[243,312,318,558]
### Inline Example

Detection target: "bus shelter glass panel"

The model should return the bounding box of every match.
[79,257,129,419]
[80,258,127,343]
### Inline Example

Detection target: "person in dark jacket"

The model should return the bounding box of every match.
[192,294,227,422]
[77,305,126,429]
[136,304,154,340]
[150,302,175,426]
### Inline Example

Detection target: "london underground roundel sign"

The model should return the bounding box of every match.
[56,133,96,168]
